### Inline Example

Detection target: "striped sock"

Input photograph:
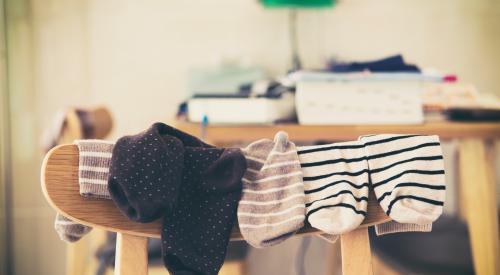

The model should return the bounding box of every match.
[54,139,114,243]
[298,140,369,236]
[75,139,114,199]
[359,134,445,230]
[238,131,305,248]
[54,214,92,242]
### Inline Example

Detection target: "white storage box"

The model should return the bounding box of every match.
[296,81,424,125]
[187,94,295,124]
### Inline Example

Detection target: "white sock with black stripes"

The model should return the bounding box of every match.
[359,134,445,228]
[298,141,369,236]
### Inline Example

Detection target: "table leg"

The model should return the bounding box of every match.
[458,139,500,275]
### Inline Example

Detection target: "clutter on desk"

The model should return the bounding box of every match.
[327,54,420,73]
[291,69,449,125]
[60,122,446,275]
[291,54,469,124]
[187,63,266,97]
[183,54,498,125]
[185,62,297,124]
[187,92,296,124]
[423,83,500,121]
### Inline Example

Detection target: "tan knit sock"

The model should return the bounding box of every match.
[238,131,305,248]
[54,214,92,242]
[54,139,114,243]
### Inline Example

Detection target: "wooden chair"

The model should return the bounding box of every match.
[49,107,113,275]
[41,144,391,275]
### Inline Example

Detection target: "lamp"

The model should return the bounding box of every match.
[261,0,335,71]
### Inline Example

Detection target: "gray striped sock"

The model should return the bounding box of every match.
[238,131,305,248]
[75,139,114,199]
[54,213,92,242]
[53,140,114,243]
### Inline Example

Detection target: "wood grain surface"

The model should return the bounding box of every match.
[174,121,500,143]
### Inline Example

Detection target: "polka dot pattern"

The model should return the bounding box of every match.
[162,148,245,275]
[107,123,246,275]
[108,124,185,222]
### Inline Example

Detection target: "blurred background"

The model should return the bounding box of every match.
[1,0,500,274]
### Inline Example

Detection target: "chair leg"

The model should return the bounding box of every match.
[340,227,373,275]
[115,233,148,275]
[66,239,90,275]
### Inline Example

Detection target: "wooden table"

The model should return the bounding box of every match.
[175,121,500,275]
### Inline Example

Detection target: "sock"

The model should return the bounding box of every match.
[298,140,369,237]
[238,131,305,248]
[162,147,246,275]
[107,123,246,275]
[359,134,445,228]
[54,213,92,242]
[75,139,114,199]
[108,123,187,222]
[54,139,114,243]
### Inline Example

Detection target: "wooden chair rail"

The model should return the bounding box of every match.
[41,144,391,239]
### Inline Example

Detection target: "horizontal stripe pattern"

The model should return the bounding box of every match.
[75,140,114,199]
[298,140,369,235]
[238,215,305,228]
[360,134,445,225]
[242,182,303,194]
[238,132,305,248]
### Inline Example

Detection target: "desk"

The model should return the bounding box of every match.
[174,121,500,275]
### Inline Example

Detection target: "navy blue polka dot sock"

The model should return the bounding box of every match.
[108,123,197,222]
[162,147,246,275]
[108,123,246,275]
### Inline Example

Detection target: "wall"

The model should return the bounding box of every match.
[31,0,500,137]
[6,0,500,274]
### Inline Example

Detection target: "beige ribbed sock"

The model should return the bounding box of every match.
[54,139,114,243]
[238,131,305,248]
[76,139,114,199]
[54,214,92,242]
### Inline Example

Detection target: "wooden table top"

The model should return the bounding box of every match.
[173,121,500,143]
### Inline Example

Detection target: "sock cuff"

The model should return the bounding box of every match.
[75,139,114,199]
[374,221,432,236]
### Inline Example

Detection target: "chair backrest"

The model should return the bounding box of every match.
[49,107,113,275]
[41,144,391,275]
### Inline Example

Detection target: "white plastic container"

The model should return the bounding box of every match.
[296,81,424,125]
[187,93,295,124]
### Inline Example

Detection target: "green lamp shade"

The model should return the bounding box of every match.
[261,0,334,8]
